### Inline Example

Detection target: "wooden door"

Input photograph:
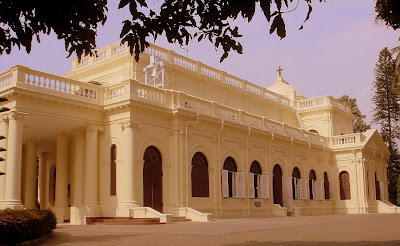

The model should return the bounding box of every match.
[143,146,163,213]
[273,164,283,207]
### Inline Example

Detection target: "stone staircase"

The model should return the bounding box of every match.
[171,216,191,223]
[86,217,162,225]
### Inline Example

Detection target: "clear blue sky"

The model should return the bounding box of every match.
[0,0,398,128]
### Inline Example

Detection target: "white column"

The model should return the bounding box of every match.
[55,133,69,223]
[84,125,103,216]
[122,121,139,207]
[24,139,38,209]
[73,130,85,207]
[38,152,47,209]
[0,116,8,205]
[4,112,25,208]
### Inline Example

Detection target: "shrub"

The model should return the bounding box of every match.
[0,209,57,244]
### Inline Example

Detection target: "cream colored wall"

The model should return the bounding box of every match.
[0,42,392,223]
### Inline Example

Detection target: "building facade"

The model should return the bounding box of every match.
[0,42,394,224]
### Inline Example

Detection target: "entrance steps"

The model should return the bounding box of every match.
[86,217,162,225]
[172,216,191,222]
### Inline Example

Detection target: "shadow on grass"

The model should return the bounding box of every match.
[224,241,400,246]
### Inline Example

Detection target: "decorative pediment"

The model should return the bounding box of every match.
[362,129,390,155]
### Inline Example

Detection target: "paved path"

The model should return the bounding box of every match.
[41,214,400,246]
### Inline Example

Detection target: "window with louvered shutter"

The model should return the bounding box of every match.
[250,161,262,198]
[223,157,237,198]
[191,152,209,197]
[110,144,117,196]
[339,171,351,200]
[292,167,300,200]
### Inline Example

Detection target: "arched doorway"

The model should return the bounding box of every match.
[273,164,283,207]
[143,146,163,212]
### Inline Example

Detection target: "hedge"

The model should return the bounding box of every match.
[0,209,57,244]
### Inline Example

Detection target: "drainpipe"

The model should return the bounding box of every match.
[185,113,199,208]
[245,126,251,216]
[218,120,224,217]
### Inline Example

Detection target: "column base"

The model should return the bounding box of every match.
[1,200,24,210]
[54,206,66,223]
[70,206,84,225]
[123,201,138,208]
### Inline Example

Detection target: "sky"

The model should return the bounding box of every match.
[0,0,399,128]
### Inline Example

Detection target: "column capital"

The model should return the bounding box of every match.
[0,115,8,123]
[82,125,104,133]
[8,111,28,121]
[121,121,142,130]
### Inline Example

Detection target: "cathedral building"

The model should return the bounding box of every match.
[0,42,395,224]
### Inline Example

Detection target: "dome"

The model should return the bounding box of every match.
[267,76,305,100]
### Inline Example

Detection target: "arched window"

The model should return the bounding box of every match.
[191,152,209,197]
[250,161,262,198]
[292,167,301,200]
[339,171,351,200]
[110,144,117,196]
[222,157,237,198]
[309,129,319,134]
[309,170,316,200]
[324,172,330,200]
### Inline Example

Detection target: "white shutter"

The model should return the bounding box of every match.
[379,181,385,200]
[316,181,323,200]
[283,177,294,212]
[233,172,237,197]
[311,180,316,200]
[249,173,255,198]
[235,172,245,198]
[329,181,335,200]
[306,179,310,199]
[260,174,269,199]
[299,179,308,200]
[221,170,229,198]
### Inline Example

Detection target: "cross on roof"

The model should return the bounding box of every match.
[277,66,283,77]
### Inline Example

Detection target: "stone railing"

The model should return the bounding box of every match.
[1,65,103,104]
[70,42,292,108]
[330,133,363,148]
[296,96,351,114]
[0,67,330,147]
[173,88,327,146]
